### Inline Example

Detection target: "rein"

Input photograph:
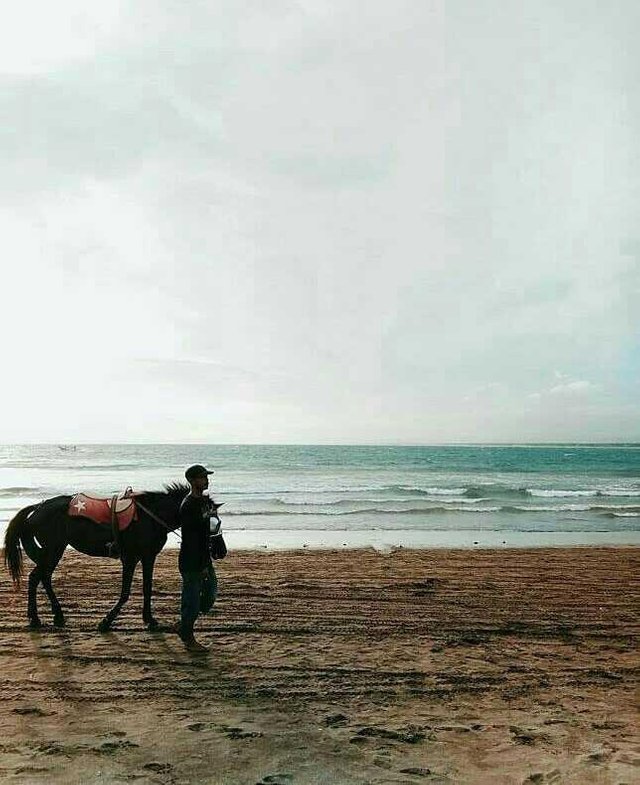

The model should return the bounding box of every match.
[135,499,181,540]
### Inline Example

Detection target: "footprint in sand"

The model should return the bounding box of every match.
[615,751,640,767]
[35,741,66,756]
[143,762,173,773]
[523,769,561,784]
[187,722,262,739]
[323,713,349,728]
[14,766,51,775]
[256,775,293,785]
[585,748,614,764]
[13,707,54,717]
[223,726,263,740]
[351,726,427,745]
[510,726,545,746]
[94,740,140,754]
[591,721,626,731]
[399,769,450,784]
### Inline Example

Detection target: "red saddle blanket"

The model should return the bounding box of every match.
[68,492,137,531]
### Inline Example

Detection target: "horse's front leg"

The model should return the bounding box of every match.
[98,559,136,632]
[141,556,159,631]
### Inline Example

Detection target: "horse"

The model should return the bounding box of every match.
[3,482,192,632]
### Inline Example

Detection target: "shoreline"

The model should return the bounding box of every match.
[165,528,640,551]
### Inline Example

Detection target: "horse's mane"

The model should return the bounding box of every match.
[140,482,190,502]
[163,481,191,498]
[141,482,219,506]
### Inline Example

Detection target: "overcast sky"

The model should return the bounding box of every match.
[1,1,638,443]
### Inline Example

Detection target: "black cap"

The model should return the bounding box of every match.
[185,464,214,482]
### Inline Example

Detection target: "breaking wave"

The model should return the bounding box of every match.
[0,486,45,497]
[389,485,467,496]
[223,506,502,517]
[223,502,640,517]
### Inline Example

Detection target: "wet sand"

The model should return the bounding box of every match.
[0,547,638,784]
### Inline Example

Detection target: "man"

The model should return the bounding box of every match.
[177,464,219,653]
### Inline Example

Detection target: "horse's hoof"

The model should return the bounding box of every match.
[28,617,42,630]
[53,615,66,628]
[97,619,111,633]
[145,617,160,632]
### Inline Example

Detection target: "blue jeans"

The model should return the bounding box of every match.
[180,562,217,638]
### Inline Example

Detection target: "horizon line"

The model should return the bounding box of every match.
[2,441,640,448]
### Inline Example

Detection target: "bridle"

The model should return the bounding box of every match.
[135,494,222,542]
[135,499,182,540]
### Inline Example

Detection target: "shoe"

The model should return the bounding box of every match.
[182,637,208,654]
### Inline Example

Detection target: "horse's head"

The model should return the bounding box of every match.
[139,483,223,532]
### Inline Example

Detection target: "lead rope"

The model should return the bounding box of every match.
[135,499,182,541]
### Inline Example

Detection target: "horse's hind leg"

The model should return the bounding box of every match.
[40,545,67,627]
[41,573,65,627]
[27,566,43,629]
[98,559,137,632]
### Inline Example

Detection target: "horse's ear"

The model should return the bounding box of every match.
[212,502,224,510]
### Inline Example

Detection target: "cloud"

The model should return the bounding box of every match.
[547,380,594,397]
[528,378,595,400]
[0,0,639,442]
[0,2,123,75]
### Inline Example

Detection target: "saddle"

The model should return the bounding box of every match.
[69,487,138,531]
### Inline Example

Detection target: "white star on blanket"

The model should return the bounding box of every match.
[74,500,86,513]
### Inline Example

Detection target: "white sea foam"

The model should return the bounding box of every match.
[449,506,500,513]
[223,505,502,516]
[397,486,467,495]
[592,504,640,511]
[505,503,640,513]
[273,496,487,506]
[529,488,640,498]
[437,497,492,504]
[528,489,598,498]
[510,504,592,512]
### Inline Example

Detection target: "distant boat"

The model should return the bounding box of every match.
[57,445,77,452]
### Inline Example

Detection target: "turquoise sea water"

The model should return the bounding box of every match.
[1,444,639,550]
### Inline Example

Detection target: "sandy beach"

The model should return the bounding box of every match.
[0,546,638,784]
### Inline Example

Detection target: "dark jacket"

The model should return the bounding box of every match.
[178,493,212,574]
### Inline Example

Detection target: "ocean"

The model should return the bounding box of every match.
[1,443,640,550]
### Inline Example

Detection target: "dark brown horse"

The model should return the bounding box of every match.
[4,483,191,632]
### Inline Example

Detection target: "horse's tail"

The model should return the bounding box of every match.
[3,504,39,586]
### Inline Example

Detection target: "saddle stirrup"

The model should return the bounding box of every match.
[110,493,120,555]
